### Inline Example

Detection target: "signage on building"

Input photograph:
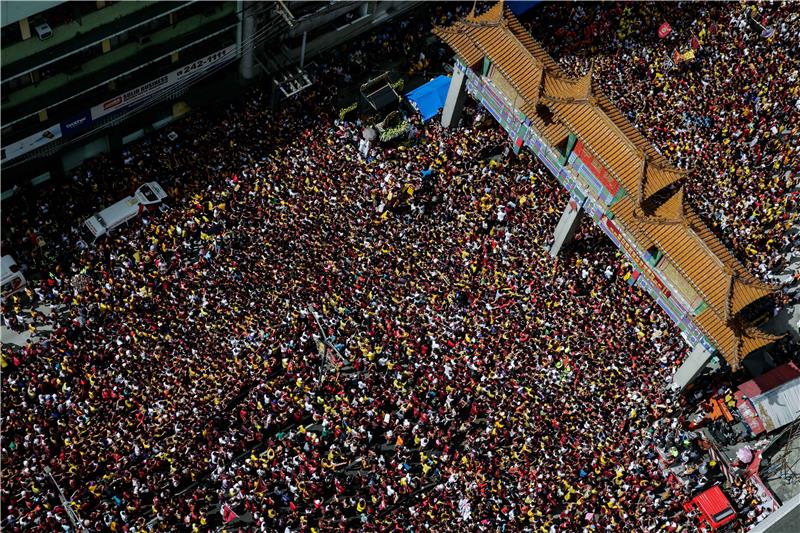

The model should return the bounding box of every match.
[60,109,93,137]
[1,46,238,164]
[1,124,62,163]
[91,45,237,120]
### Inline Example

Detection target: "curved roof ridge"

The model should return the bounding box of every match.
[466,0,506,24]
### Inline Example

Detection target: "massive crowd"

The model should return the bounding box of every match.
[1,2,797,532]
[525,1,800,282]
[1,86,691,530]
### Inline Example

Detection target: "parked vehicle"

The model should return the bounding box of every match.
[81,182,167,243]
[1,255,26,299]
[686,485,737,531]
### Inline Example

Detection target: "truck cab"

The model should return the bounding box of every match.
[688,485,737,531]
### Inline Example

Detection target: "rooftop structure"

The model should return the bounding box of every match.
[433,1,780,369]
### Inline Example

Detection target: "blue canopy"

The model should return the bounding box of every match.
[508,0,541,16]
[405,75,451,121]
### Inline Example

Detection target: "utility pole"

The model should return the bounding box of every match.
[300,30,307,69]
[44,466,87,532]
[307,304,346,380]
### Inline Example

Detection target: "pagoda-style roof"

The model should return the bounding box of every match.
[433,1,780,369]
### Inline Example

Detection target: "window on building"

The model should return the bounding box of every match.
[1,23,23,47]
[647,245,663,266]
[108,30,131,49]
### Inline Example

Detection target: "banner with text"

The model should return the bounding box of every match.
[2,46,237,164]
[1,124,62,164]
[60,109,93,137]
[90,45,237,120]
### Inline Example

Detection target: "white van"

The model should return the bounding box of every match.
[82,182,167,242]
[1,255,27,298]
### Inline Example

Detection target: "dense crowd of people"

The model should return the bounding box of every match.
[1,85,691,530]
[2,2,796,532]
[525,1,800,282]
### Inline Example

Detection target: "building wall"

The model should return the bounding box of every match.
[1,1,239,175]
[1,0,422,188]
[0,0,64,28]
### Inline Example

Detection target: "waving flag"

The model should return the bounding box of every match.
[658,22,672,39]
[221,504,238,523]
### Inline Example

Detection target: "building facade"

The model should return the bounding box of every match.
[1,0,418,190]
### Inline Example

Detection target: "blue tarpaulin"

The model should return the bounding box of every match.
[406,75,451,121]
[508,0,541,16]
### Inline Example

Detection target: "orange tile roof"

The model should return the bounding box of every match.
[434,6,545,118]
[433,1,780,369]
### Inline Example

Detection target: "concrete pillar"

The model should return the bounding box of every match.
[441,67,467,128]
[299,31,307,69]
[549,199,584,257]
[172,101,190,118]
[239,1,257,80]
[19,18,31,40]
[671,343,714,392]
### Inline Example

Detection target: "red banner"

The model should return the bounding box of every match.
[573,141,620,196]
[658,22,672,39]
[651,274,671,298]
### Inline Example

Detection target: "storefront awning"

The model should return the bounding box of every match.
[507,1,542,16]
[406,75,451,121]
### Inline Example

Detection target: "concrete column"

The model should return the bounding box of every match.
[19,18,31,40]
[239,1,257,80]
[299,31,307,69]
[671,343,714,392]
[549,199,584,257]
[441,67,467,128]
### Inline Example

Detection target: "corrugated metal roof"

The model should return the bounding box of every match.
[750,377,800,432]
[739,362,800,399]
